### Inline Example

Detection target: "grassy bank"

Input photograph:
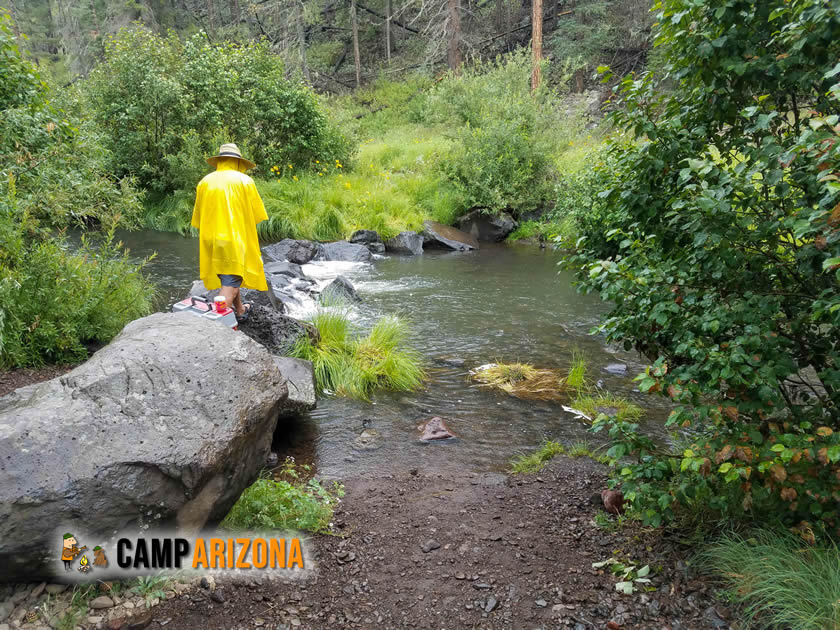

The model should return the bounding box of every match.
[142,69,606,243]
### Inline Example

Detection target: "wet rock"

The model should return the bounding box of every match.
[484,597,498,613]
[421,220,479,251]
[271,357,317,416]
[0,313,287,581]
[418,417,456,441]
[350,229,382,245]
[320,276,360,304]
[601,490,625,515]
[421,540,441,553]
[262,239,324,264]
[603,363,628,376]
[264,261,307,280]
[210,589,225,604]
[238,305,309,356]
[457,209,518,242]
[385,231,424,256]
[266,452,279,468]
[317,241,373,263]
[435,356,466,368]
[354,428,382,450]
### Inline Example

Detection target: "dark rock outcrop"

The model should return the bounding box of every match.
[317,241,373,263]
[320,275,360,303]
[422,220,479,251]
[262,239,324,264]
[385,231,424,256]
[237,304,309,356]
[350,230,386,255]
[0,313,288,581]
[457,209,518,242]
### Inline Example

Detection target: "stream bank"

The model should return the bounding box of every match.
[146,458,730,629]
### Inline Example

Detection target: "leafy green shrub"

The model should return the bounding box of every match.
[222,458,344,533]
[0,12,153,369]
[291,307,425,400]
[569,0,840,534]
[0,222,155,367]
[704,529,840,629]
[427,51,571,217]
[83,27,353,193]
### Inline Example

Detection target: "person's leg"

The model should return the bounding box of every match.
[218,275,247,317]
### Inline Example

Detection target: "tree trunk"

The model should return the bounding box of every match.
[531,0,542,91]
[447,0,461,74]
[385,0,392,63]
[351,0,361,87]
[297,0,311,82]
[230,0,240,24]
[205,0,215,32]
[8,0,21,40]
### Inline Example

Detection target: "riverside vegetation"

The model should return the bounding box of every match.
[3,0,840,624]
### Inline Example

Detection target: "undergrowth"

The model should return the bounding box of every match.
[221,458,344,534]
[703,529,840,630]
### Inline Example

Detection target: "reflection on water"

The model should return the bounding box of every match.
[106,231,668,478]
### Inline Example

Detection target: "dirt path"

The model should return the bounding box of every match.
[147,457,730,629]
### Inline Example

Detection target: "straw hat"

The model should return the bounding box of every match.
[207,143,256,170]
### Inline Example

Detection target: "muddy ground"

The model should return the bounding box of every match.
[0,365,72,398]
[144,458,732,630]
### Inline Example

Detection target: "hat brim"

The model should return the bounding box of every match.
[207,154,256,170]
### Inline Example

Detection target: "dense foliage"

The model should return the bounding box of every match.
[83,27,352,194]
[571,0,840,535]
[221,458,344,534]
[0,12,152,368]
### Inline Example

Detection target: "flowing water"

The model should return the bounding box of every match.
[113,230,671,479]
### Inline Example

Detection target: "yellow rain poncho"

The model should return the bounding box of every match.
[191,158,268,291]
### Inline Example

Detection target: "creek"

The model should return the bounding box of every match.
[113,230,671,478]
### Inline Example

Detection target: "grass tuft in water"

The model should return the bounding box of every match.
[571,392,643,422]
[291,307,425,400]
[510,440,566,474]
[470,354,588,402]
[702,529,840,630]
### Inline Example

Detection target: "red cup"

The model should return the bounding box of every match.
[214,296,228,313]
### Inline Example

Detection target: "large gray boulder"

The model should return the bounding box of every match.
[0,313,288,582]
[457,209,518,242]
[262,239,324,264]
[385,231,424,256]
[317,241,373,263]
[421,220,479,251]
[272,358,317,417]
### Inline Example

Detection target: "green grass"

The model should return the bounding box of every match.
[291,307,425,400]
[571,392,643,422]
[510,440,566,473]
[703,529,840,629]
[222,459,344,533]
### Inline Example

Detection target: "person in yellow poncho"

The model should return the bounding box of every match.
[191,143,268,321]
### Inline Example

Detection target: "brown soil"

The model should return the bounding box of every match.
[149,457,731,630]
[0,365,72,397]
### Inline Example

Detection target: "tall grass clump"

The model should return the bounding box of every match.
[291,307,425,400]
[222,458,344,534]
[571,392,643,423]
[704,530,840,630]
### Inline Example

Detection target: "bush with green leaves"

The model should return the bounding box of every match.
[426,51,572,218]
[222,458,344,533]
[83,27,353,194]
[0,11,153,368]
[568,0,840,535]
